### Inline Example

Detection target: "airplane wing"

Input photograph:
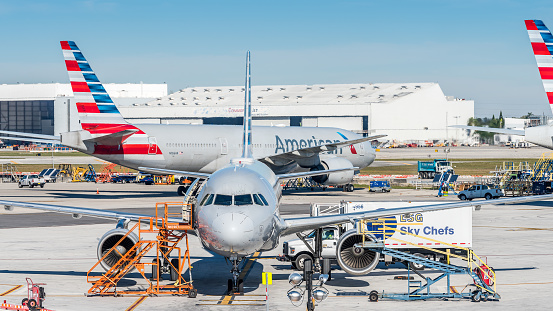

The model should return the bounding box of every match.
[276,167,359,182]
[85,129,139,146]
[280,194,553,235]
[261,134,386,165]
[449,125,525,136]
[138,166,211,179]
[1,200,182,223]
[0,136,61,145]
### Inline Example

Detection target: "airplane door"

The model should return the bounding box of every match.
[219,138,228,155]
[148,137,157,155]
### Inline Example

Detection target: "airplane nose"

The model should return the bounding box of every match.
[212,212,254,249]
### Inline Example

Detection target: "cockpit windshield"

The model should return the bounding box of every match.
[200,193,269,206]
[214,194,233,206]
[234,194,253,206]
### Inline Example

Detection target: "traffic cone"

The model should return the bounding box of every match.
[96,188,99,194]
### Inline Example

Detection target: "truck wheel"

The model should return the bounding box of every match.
[485,193,492,200]
[294,254,312,271]
[459,194,467,200]
[30,184,34,188]
[40,184,44,188]
[409,253,426,270]
[18,183,22,188]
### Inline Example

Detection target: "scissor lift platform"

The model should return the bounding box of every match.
[356,221,500,303]
[87,202,196,297]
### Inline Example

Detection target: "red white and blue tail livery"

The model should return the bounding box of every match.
[525,20,553,113]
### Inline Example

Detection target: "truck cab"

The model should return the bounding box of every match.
[281,226,341,269]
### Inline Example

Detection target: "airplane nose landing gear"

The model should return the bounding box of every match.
[227,257,245,295]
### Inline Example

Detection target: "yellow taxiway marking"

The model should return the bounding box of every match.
[214,252,262,305]
[0,285,23,296]
[10,161,18,164]
[125,296,147,311]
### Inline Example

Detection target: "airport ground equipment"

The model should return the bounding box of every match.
[433,173,458,197]
[283,177,326,191]
[154,175,174,185]
[417,159,453,179]
[38,169,59,183]
[21,278,46,310]
[280,202,472,276]
[0,302,54,311]
[357,220,499,302]
[368,180,391,192]
[87,202,196,297]
[1,163,21,182]
[96,163,117,183]
[56,164,72,182]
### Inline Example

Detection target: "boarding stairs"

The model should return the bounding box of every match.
[530,152,553,181]
[87,202,195,296]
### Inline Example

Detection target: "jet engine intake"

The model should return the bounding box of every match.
[97,228,139,271]
[310,157,354,185]
[336,229,380,275]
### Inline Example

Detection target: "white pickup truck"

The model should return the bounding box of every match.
[458,184,504,201]
[18,174,45,188]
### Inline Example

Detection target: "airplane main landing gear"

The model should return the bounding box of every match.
[227,258,244,295]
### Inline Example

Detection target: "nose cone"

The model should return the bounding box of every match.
[212,212,254,253]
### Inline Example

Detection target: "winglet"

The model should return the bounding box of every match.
[241,51,253,159]
[525,20,553,114]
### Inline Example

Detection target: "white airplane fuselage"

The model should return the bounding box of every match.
[64,124,376,176]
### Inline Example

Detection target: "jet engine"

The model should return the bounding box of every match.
[336,229,380,275]
[97,228,139,271]
[310,157,354,185]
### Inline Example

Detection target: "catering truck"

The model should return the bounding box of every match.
[280,201,472,275]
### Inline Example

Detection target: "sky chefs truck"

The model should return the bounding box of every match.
[280,201,472,276]
[418,159,454,179]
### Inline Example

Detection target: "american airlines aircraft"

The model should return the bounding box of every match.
[451,20,553,148]
[3,52,553,295]
[0,41,383,194]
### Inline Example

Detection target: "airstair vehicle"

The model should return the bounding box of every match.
[86,202,196,297]
[356,219,499,302]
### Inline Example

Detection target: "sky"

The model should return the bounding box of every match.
[1,0,553,118]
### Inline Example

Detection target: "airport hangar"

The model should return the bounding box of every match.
[0,82,474,144]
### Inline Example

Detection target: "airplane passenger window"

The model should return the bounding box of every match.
[234,194,253,206]
[253,194,264,206]
[257,193,269,205]
[214,194,233,206]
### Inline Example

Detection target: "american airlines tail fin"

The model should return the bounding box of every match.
[60,41,128,133]
[525,20,553,115]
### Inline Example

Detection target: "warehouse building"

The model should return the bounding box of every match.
[0,82,473,144]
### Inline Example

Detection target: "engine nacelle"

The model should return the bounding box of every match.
[336,229,380,275]
[97,228,139,271]
[311,157,354,185]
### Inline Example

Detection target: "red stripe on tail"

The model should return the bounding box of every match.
[547,92,553,104]
[76,102,100,113]
[539,67,553,79]
[525,20,538,31]
[60,41,71,50]
[71,81,90,93]
[531,42,551,55]
[65,60,81,71]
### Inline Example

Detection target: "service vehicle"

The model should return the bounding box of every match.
[280,201,472,276]
[458,184,504,200]
[18,174,45,188]
[417,159,453,179]
[38,168,60,183]
[368,180,391,192]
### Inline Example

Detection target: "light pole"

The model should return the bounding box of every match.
[453,115,460,144]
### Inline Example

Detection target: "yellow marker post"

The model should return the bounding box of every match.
[262,272,272,311]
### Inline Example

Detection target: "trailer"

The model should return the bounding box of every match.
[368,181,391,192]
